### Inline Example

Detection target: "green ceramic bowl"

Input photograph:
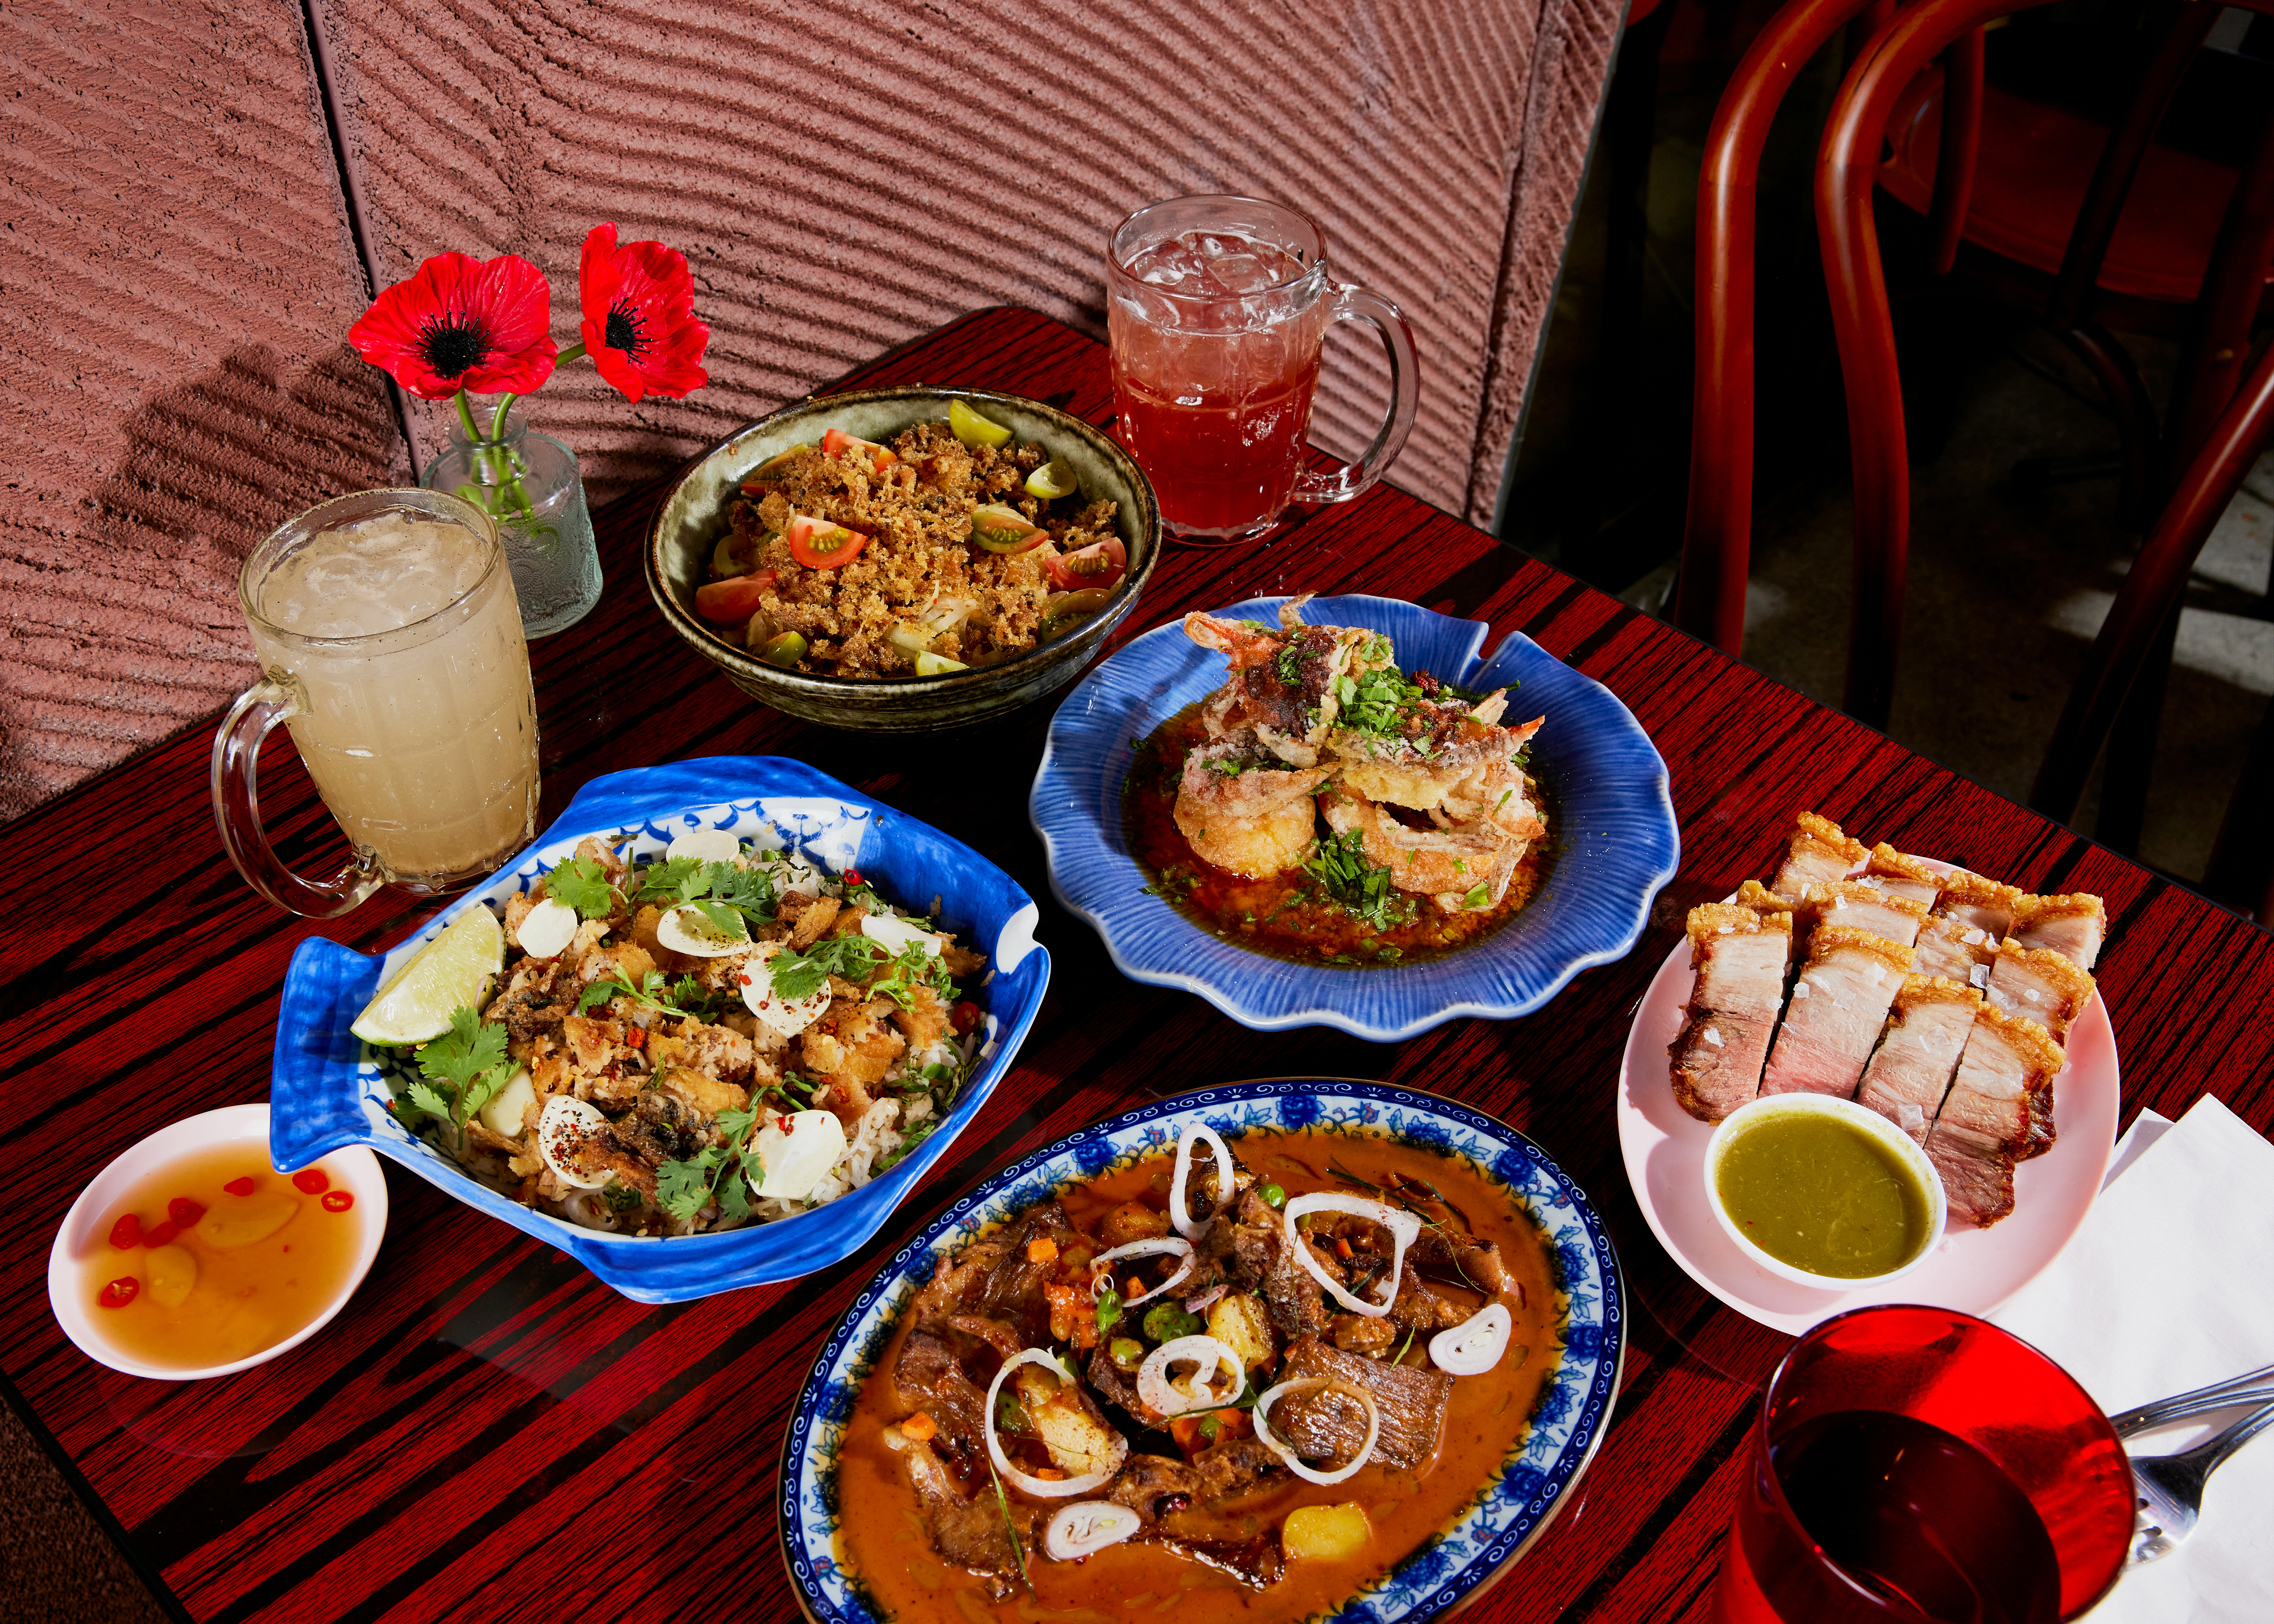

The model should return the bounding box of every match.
[645,387,1161,732]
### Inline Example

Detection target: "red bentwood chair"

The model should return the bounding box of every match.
[1676,0,2274,733]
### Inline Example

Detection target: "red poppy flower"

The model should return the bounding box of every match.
[579,223,710,402]
[349,252,557,401]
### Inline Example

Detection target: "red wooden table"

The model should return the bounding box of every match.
[6,307,2272,1623]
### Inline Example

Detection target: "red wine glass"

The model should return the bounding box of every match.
[1711,1304,2134,1624]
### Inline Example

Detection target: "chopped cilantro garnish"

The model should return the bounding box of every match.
[406,1006,514,1128]
[1206,757,1248,776]
[543,855,619,919]
[1275,641,1304,687]
[1301,831,1418,933]
[1462,880,1492,909]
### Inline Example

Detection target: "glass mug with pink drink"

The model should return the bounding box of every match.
[1107,195,1418,543]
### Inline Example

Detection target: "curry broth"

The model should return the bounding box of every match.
[835,1128,1562,1621]
[1123,704,1550,968]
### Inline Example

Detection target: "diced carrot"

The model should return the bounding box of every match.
[1335,1237,1354,1260]
[1034,1467,1065,1481]
[1027,1236,1059,1264]
[900,1412,937,1443]
[1124,1276,1144,1299]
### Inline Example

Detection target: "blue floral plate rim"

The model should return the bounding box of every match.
[774,1075,1626,1622]
[1028,593,1679,1042]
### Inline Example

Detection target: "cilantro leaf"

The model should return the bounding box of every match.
[544,855,619,919]
[654,1150,725,1222]
[403,1081,454,1121]
[414,1007,513,1127]
[633,855,705,903]
[768,934,886,1003]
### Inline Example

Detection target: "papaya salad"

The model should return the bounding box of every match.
[695,400,1131,678]
[390,828,989,1236]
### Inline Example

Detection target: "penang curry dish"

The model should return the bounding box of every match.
[821,1112,1588,1618]
[1125,598,1551,965]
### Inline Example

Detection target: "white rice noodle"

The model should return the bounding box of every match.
[1280,1194,1421,1318]
[985,1350,1128,1497]
[1170,1123,1234,1238]
[557,1189,621,1232]
[1135,1335,1244,1417]
[1254,1377,1380,1486]
[842,1098,903,1190]
[1093,1238,1194,1306]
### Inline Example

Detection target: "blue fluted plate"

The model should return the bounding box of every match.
[777,1079,1625,1621]
[267,757,1051,1304]
[1030,595,1679,1040]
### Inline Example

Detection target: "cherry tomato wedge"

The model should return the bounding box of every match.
[1047,537,1127,593]
[99,1278,139,1310]
[168,1197,205,1229]
[224,1176,257,1197]
[322,1190,355,1213]
[695,568,778,624]
[108,1213,140,1249]
[292,1168,330,1194]
[785,513,869,569]
[821,427,897,477]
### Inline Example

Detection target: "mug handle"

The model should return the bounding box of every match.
[210,680,384,918]
[1288,283,1421,506]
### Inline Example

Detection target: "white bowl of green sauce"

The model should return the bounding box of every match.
[1702,1095,1947,1290]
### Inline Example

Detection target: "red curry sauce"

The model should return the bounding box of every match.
[1123,704,1550,966]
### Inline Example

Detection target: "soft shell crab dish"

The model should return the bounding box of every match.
[1126,597,1550,964]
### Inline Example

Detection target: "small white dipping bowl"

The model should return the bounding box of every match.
[1702,1094,1947,1291]
[48,1103,387,1381]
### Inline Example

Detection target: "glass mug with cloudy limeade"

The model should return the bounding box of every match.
[1107,194,1420,543]
[211,488,541,917]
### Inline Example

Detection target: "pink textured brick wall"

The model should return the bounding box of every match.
[3,0,1622,820]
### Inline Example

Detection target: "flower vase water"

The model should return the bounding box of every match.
[422,412,600,638]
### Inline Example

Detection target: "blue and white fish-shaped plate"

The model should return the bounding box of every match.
[1030,594,1680,1041]
[267,756,1051,1305]
[777,1079,1625,1622]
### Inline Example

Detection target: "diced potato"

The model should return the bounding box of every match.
[143,1244,197,1309]
[1283,1502,1371,1561]
[1015,1366,1123,1477]
[1099,1201,1172,1246]
[1207,1291,1275,1370]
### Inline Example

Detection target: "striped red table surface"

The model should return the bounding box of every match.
[3,308,2268,1623]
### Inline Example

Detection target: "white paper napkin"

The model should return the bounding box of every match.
[1989,1095,2274,1623]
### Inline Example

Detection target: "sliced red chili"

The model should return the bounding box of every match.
[321,1190,354,1214]
[99,1278,139,1310]
[142,1220,177,1249]
[292,1169,330,1194]
[108,1214,141,1250]
[624,1027,646,1048]
[841,868,863,887]
[950,1000,983,1036]
[223,1176,257,1197]
[168,1197,205,1229]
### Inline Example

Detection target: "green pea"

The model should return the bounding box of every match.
[1109,1337,1146,1370]
[1259,1183,1287,1209]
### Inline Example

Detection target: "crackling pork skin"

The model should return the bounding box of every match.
[1758,925,1915,1099]
[1670,902,1794,1122]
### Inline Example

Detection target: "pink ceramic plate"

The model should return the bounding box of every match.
[1615,884,2119,1336]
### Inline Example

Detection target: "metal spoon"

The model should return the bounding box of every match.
[2126,1398,2274,1565]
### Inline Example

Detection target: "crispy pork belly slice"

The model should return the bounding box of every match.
[1799,880,1929,949]
[1929,1006,2065,1224]
[1670,904,1793,1122]
[2011,893,2107,973]
[1770,811,1868,901]
[1856,975,1982,1143]
[1933,871,2024,939]
[1860,843,1943,906]
[1914,914,1997,987]
[1985,939,2095,1046]
[1760,926,1914,1099]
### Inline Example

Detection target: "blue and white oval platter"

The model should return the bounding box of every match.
[1030,595,1679,1041]
[778,1078,1625,1621]
[267,757,1050,1303]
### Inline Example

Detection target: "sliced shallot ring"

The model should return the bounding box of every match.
[1044,1501,1142,1561]
[1170,1123,1234,1238]
[1135,1335,1244,1418]
[1280,1194,1422,1318]
[1092,1238,1194,1306]
[1429,1302,1514,1376]
[984,1349,1128,1498]
[1254,1376,1380,1486]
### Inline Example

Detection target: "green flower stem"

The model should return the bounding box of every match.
[555,341,588,369]
[487,392,519,445]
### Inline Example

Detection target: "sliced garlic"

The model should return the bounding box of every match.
[666,828,742,865]
[655,903,750,958]
[1429,1302,1514,1376]
[753,1110,846,1201]
[515,896,579,960]
[861,912,943,957]
[143,1244,198,1309]
[478,1066,536,1137]
[201,1193,298,1248]
[741,943,832,1038]
[537,1095,611,1190]
[1044,1502,1141,1561]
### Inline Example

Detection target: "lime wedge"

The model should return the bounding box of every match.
[950,398,1014,450]
[350,906,504,1046]
[1025,458,1078,500]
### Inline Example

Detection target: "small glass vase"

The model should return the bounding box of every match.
[422,410,602,638]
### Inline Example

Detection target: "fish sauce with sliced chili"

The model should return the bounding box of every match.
[1123,701,1549,966]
